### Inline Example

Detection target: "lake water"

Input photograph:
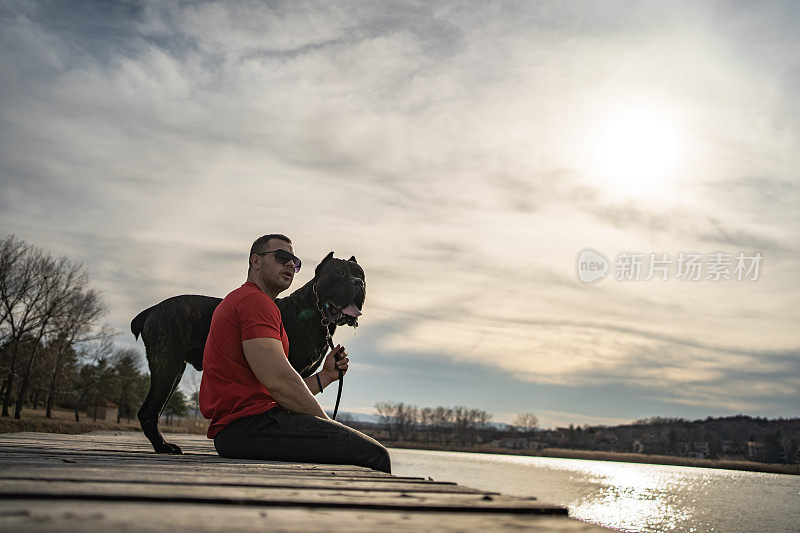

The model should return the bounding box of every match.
[389,448,800,532]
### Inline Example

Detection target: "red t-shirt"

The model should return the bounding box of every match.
[199,281,290,438]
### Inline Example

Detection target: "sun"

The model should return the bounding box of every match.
[591,107,683,198]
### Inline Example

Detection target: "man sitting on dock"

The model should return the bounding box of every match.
[199,234,391,473]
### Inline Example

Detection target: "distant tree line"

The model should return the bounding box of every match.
[374,402,503,446]
[624,415,800,463]
[524,415,799,464]
[0,235,157,422]
[367,404,798,463]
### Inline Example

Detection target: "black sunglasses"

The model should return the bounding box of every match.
[256,249,302,273]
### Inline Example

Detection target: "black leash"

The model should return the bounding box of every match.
[325,334,344,421]
[314,283,344,421]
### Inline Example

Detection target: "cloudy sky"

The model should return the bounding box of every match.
[1,0,798,428]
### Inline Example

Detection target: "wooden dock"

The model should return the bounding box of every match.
[0,431,610,531]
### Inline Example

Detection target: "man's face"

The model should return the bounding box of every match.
[254,238,296,295]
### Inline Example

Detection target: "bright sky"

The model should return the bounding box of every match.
[1,1,798,428]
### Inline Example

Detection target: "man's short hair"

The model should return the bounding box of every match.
[249,234,292,269]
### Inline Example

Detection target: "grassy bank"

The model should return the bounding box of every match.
[385,441,800,476]
[0,407,208,436]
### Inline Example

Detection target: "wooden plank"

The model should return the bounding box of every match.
[0,470,485,494]
[0,479,564,514]
[0,501,611,532]
[0,458,419,483]
[0,459,412,483]
[0,446,363,465]
[0,461,429,485]
[0,455,412,485]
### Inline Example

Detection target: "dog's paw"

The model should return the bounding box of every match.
[155,442,183,454]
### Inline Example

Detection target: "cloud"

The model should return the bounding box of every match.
[559,183,794,257]
[370,299,800,412]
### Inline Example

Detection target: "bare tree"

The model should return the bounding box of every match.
[420,407,433,442]
[0,235,107,419]
[375,402,395,440]
[1,236,48,417]
[374,402,420,442]
[453,405,473,445]
[400,404,419,441]
[513,413,540,445]
[0,235,29,339]
[477,409,493,428]
[513,413,539,431]
[430,406,455,444]
[72,334,116,422]
[468,408,487,445]
[14,254,90,419]
[392,402,406,441]
[44,290,106,418]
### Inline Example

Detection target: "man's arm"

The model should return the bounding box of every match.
[242,337,329,419]
[303,345,349,394]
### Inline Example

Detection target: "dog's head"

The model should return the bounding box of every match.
[314,252,366,327]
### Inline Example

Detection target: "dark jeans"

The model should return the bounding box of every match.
[213,406,391,473]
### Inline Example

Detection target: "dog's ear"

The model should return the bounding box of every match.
[348,255,357,263]
[315,251,335,277]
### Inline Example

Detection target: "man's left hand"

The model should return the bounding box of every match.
[321,344,349,385]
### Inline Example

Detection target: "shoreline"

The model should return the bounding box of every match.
[3,414,797,476]
[384,441,800,476]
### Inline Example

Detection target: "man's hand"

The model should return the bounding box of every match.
[320,344,349,385]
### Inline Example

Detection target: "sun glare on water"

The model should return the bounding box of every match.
[591,107,683,199]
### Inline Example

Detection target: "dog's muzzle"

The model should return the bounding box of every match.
[324,301,362,327]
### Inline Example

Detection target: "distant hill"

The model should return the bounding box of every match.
[541,415,800,463]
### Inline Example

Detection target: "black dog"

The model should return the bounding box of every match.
[131,252,365,454]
